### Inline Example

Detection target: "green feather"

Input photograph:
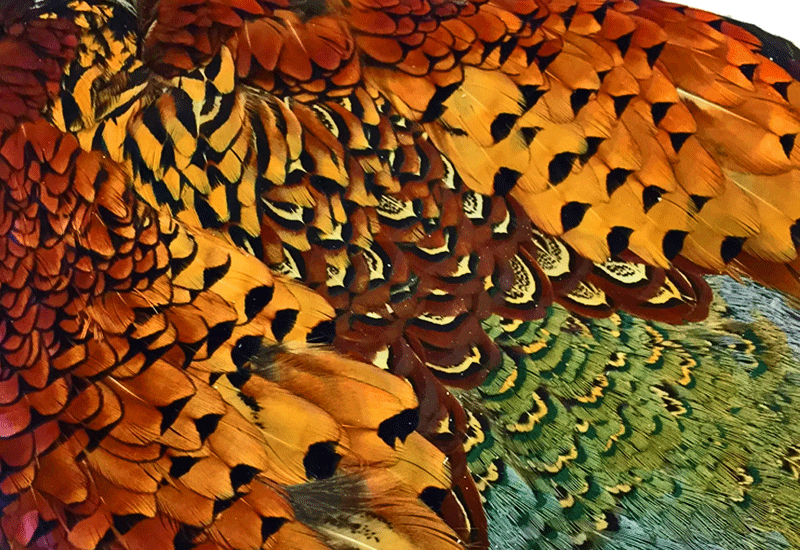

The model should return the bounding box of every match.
[464,277,800,549]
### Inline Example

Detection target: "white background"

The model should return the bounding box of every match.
[686,0,799,46]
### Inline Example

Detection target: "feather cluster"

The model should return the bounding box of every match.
[3,0,800,549]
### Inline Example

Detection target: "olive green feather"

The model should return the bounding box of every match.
[465,277,800,550]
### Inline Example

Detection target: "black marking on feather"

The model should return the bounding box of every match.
[494,167,522,195]
[420,82,462,123]
[420,487,448,515]
[606,168,632,195]
[261,518,288,542]
[226,370,251,389]
[519,85,546,110]
[643,186,665,212]
[174,526,203,550]
[791,219,800,247]
[59,90,82,131]
[112,514,147,536]
[199,92,235,136]
[549,152,577,184]
[378,408,419,448]
[490,112,519,142]
[561,202,590,232]
[607,227,633,257]
[613,94,635,117]
[390,274,420,303]
[304,442,342,480]
[738,63,758,81]
[559,3,577,28]
[721,236,746,263]
[212,497,235,516]
[169,456,200,478]
[615,32,634,57]
[772,81,791,101]
[580,137,604,164]
[271,309,298,342]
[591,4,608,25]
[781,133,796,158]
[690,195,711,212]
[499,37,519,65]
[205,53,223,81]
[571,88,594,115]
[195,195,223,229]
[521,126,542,146]
[195,414,222,443]
[651,102,672,126]
[662,230,687,260]
[230,464,260,491]
[411,312,470,332]
[536,50,559,73]
[203,256,232,288]
[307,320,335,345]
[231,335,263,368]
[206,320,235,356]
[158,395,192,434]
[644,42,666,67]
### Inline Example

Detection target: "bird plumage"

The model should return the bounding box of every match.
[4,0,800,548]
[0,3,463,549]
[472,277,800,549]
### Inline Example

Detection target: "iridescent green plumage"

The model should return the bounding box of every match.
[466,278,800,549]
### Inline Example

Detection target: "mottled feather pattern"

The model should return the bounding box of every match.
[4,0,800,549]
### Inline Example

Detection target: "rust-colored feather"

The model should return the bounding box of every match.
[0,4,467,550]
